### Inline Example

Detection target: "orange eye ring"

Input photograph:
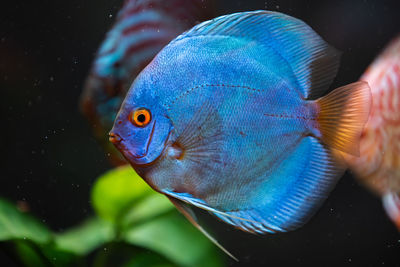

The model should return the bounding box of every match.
[129,108,151,127]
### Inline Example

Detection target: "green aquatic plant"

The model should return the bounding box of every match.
[0,166,224,266]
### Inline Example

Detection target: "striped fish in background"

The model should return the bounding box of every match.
[344,35,400,230]
[81,0,215,165]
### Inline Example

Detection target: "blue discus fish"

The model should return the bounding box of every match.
[109,11,371,257]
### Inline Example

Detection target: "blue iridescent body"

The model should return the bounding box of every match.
[110,10,371,239]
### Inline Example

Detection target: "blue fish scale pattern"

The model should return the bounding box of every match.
[115,11,347,234]
[172,10,340,99]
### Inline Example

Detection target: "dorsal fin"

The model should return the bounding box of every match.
[172,10,341,99]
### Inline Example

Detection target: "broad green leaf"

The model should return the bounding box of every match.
[40,245,82,267]
[91,165,153,222]
[0,198,52,244]
[122,251,175,267]
[92,242,175,267]
[14,240,49,267]
[54,217,114,255]
[120,193,174,228]
[123,213,223,267]
[92,166,224,266]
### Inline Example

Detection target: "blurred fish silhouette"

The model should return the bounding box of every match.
[343,35,400,230]
[80,0,215,164]
[109,11,371,257]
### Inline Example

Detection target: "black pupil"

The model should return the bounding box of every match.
[137,114,146,123]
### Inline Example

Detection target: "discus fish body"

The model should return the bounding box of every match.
[344,36,400,230]
[110,11,371,256]
[80,0,214,164]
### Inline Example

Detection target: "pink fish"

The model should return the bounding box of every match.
[343,36,400,230]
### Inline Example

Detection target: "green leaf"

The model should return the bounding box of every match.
[92,166,224,266]
[91,165,154,222]
[54,217,114,256]
[120,193,174,228]
[40,245,82,267]
[91,242,175,267]
[123,213,223,267]
[0,198,52,244]
[13,240,49,267]
[121,251,175,267]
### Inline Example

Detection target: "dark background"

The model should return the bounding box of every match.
[1,0,400,266]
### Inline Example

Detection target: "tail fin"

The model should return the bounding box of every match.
[382,193,400,231]
[315,81,371,156]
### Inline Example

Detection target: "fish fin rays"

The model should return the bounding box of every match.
[316,81,372,156]
[170,99,225,169]
[164,190,257,226]
[382,192,400,231]
[172,10,341,98]
[166,196,238,261]
[216,137,345,233]
[164,137,345,234]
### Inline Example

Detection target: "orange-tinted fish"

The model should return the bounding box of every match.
[343,35,400,230]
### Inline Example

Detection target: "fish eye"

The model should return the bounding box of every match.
[129,108,151,127]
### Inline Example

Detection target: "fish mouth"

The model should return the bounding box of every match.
[109,133,146,159]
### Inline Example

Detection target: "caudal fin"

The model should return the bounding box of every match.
[382,193,400,231]
[315,81,371,156]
